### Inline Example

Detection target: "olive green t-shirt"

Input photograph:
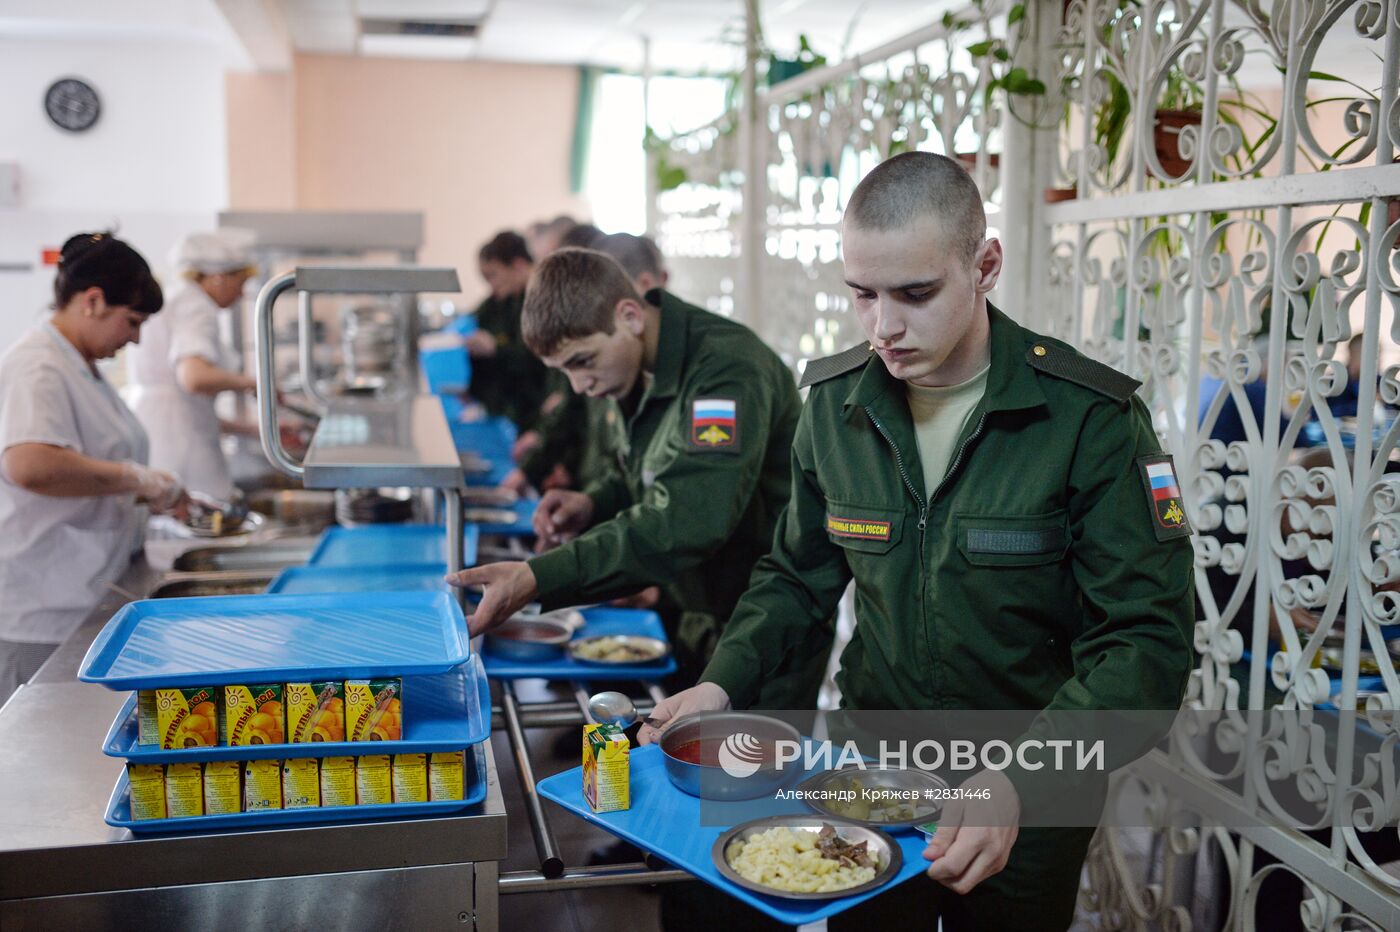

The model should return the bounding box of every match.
[905,365,990,497]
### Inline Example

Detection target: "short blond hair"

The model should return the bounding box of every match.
[522,248,641,356]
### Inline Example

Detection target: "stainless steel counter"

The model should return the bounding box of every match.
[0,539,508,931]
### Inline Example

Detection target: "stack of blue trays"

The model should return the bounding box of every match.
[77,590,491,834]
[305,524,479,569]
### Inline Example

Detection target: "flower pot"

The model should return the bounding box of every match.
[1153,109,1199,177]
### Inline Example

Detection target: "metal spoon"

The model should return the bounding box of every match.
[587,691,663,730]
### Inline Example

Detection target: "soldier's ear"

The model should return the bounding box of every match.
[616,298,646,337]
[973,237,1003,295]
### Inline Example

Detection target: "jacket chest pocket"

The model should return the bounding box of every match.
[825,502,904,554]
[956,510,1069,566]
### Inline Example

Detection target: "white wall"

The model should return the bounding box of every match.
[0,30,231,356]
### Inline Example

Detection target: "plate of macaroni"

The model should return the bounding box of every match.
[567,634,669,665]
[712,816,901,900]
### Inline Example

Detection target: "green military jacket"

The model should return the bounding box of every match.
[703,304,1194,726]
[468,291,551,430]
[529,291,830,702]
[519,390,618,491]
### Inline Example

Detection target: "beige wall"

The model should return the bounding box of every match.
[226,53,589,303]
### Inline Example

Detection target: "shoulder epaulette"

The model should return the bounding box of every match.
[799,342,872,388]
[1025,341,1141,403]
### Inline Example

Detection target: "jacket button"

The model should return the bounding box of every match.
[1033,345,1047,356]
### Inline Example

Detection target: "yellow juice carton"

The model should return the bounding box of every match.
[392,753,427,803]
[155,686,218,749]
[222,684,285,746]
[345,679,403,742]
[164,762,204,818]
[282,757,320,809]
[136,691,158,746]
[243,759,282,811]
[583,723,629,813]
[428,751,465,801]
[286,681,345,743]
[320,756,356,807]
[356,755,392,805]
[203,760,241,815]
[127,763,166,820]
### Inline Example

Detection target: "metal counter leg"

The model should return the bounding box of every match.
[499,681,565,879]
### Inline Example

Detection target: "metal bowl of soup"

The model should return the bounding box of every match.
[659,711,801,800]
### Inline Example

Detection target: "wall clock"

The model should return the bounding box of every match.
[45,78,101,133]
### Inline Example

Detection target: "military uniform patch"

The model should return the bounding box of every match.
[691,398,738,449]
[826,514,892,542]
[1137,454,1192,541]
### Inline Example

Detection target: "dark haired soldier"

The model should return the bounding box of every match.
[449,247,831,708]
[642,153,1196,930]
[0,232,187,702]
[466,231,551,430]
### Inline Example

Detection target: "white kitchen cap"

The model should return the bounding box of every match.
[171,228,256,274]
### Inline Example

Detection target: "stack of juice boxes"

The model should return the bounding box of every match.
[124,677,467,821]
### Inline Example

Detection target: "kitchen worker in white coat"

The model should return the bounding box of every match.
[0,233,187,703]
[126,229,257,500]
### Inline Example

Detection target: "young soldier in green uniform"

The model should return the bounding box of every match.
[448,248,833,707]
[507,233,668,495]
[465,232,551,431]
[641,152,1195,930]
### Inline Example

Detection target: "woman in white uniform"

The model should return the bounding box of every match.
[127,230,257,500]
[0,232,187,703]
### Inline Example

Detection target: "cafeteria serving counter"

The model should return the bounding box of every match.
[0,540,508,931]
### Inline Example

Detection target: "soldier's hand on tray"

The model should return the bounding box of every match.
[637,682,731,745]
[533,489,594,550]
[464,330,498,358]
[446,561,539,636]
[923,768,1021,895]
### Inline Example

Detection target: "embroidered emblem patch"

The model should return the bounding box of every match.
[691,398,737,449]
[1137,454,1192,542]
[826,514,893,542]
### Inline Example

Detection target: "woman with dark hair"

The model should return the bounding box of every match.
[0,232,187,702]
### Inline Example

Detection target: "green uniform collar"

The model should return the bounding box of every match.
[642,288,690,402]
[843,303,1047,414]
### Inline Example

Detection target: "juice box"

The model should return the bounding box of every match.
[165,762,204,818]
[136,691,158,746]
[428,751,465,801]
[392,753,427,803]
[155,686,218,749]
[286,681,345,743]
[320,756,356,807]
[282,757,320,809]
[345,679,403,742]
[127,763,165,820]
[222,684,285,746]
[203,760,241,815]
[356,755,392,805]
[243,759,282,811]
[583,723,629,813]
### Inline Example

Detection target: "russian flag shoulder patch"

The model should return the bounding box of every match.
[1136,453,1192,541]
[690,397,739,450]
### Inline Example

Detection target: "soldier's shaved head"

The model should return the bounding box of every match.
[844,152,986,262]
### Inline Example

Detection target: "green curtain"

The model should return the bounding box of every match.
[570,65,598,195]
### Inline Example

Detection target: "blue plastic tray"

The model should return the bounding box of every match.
[107,741,489,834]
[77,591,469,689]
[450,417,516,459]
[102,655,490,763]
[421,345,470,394]
[267,563,449,595]
[481,607,676,681]
[464,499,536,537]
[307,525,479,569]
[537,744,931,925]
